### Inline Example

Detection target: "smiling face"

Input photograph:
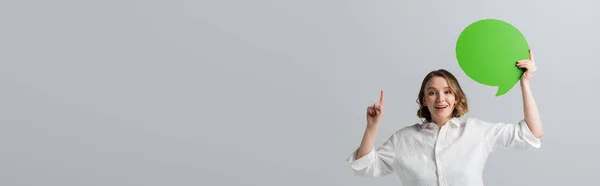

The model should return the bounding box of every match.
[416,69,469,124]
[423,76,456,123]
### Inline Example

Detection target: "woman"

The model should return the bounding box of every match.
[347,49,543,186]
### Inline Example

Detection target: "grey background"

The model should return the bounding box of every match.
[1,0,598,185]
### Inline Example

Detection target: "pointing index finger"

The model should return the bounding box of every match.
[380,90,384,104]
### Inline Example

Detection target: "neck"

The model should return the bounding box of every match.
[432,117,452,128]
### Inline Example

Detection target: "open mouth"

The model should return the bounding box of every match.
[435,105,448,109]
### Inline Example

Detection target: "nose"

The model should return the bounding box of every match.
[436,93,445,103]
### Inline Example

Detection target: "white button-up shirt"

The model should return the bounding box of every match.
[347,117,541,186]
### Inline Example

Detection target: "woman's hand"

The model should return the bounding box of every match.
[355,90,385,160]
[517,49,544,138]
[366,90,384,128]
[517,49,537,82]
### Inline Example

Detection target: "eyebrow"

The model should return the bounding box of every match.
[427,87,450,90]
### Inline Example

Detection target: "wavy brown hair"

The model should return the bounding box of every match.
[416,69,469,122]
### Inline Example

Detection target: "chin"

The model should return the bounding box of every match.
[435,114,451,119]
[434,113,452,119]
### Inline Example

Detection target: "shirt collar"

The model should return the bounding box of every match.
[419,117,461,130]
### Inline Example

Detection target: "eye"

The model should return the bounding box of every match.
[428,91,435,96]
[444,90,451,94]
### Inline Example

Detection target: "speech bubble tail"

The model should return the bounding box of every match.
[495,82,518,97]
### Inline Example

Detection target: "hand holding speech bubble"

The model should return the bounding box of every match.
[456,19,530,96]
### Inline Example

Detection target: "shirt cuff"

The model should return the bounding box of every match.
[518,119,541,148]
[346,147,376,170]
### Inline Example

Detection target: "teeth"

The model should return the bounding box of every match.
[435,106,447,109]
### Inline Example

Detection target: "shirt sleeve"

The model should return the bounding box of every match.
[346,131,399,177]
[472,117,541,151]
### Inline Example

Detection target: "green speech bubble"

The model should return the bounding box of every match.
[456,19,529,96]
